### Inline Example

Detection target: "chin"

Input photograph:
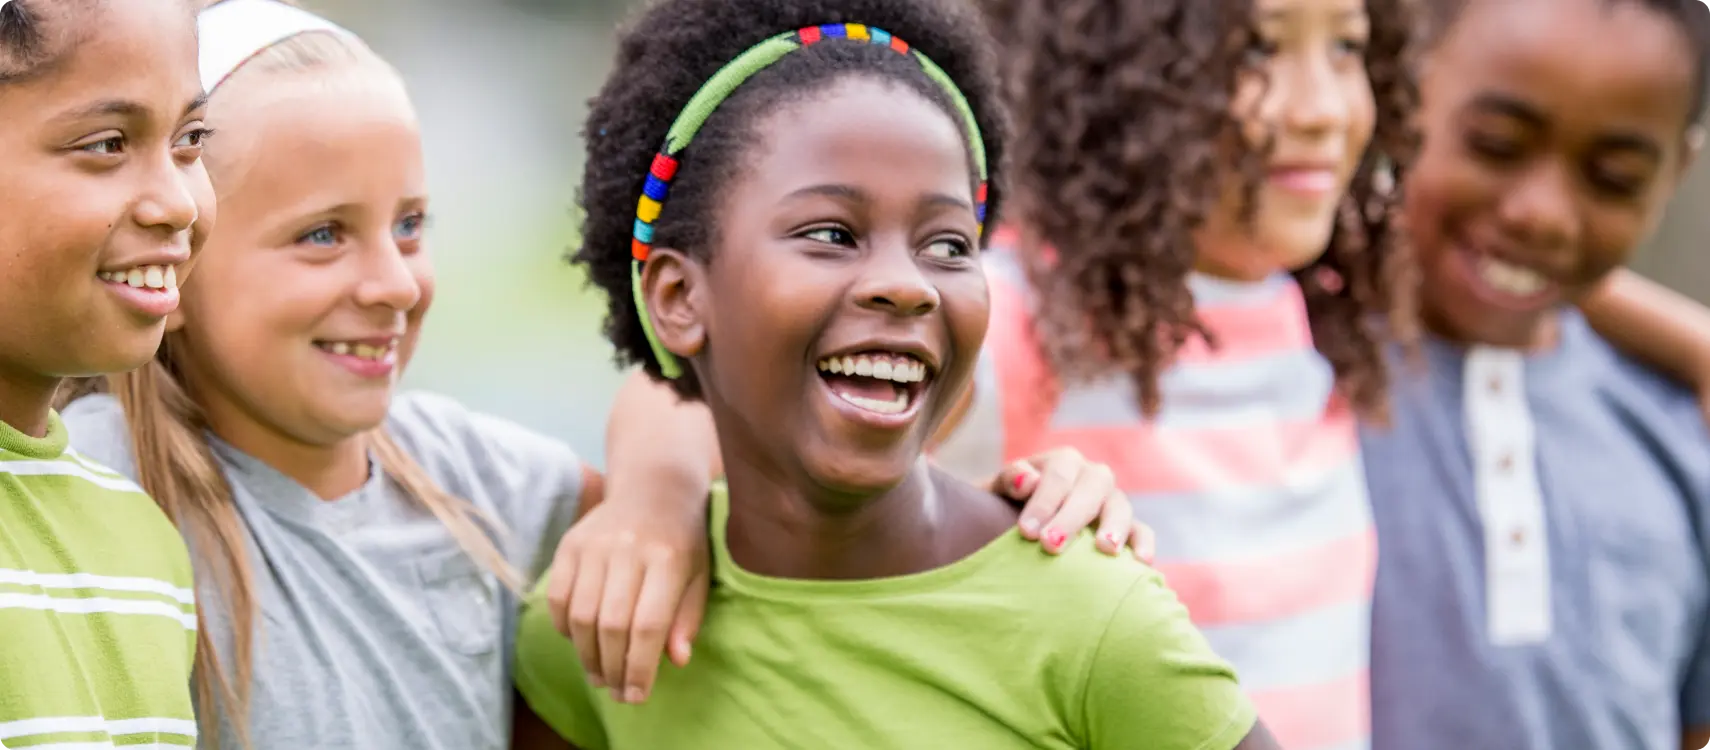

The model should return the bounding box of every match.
[310,398,391,439]
[803,448,918,499]
[71,328,169,377]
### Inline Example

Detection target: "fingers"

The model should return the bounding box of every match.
[565,556,608,690]
[1090,489,1134,557]
[666,569,709,669]
[619,559,684,704]
[1131,520,1157,564]
[545,543,580,640]
[595,557,642,701]
[1037,462,1116,553]
[1012,450,1080,542]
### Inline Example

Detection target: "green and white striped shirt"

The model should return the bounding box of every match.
[0,411,197,749]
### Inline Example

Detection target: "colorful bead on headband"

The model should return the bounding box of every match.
[629,23,990,379]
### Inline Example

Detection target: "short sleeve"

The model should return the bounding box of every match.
[1083,570,1257,750]
[387,392,585,580]
[513,577,609,750]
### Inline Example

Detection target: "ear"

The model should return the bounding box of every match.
[638,247,707,361]
[1680,125,1705,181]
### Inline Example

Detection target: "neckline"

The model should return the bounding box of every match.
[708,481,1019,601]
[206,433,386,526]
[0,410,69,460]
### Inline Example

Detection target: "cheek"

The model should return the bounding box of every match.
[1344,74,1377,156]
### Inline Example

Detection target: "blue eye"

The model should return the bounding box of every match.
[394,212,427,242]
[299,224,339,247]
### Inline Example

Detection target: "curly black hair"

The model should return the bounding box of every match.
[980,0,1420,422]
[572,0,1007,400]
[1427,0,1710,126]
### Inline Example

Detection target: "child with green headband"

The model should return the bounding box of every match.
[509,0,1273,747]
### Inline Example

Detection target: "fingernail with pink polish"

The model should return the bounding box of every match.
[1045,529,1066,549]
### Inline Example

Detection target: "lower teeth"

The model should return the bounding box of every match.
[839,391,909,415]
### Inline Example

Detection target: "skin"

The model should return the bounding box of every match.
[641,76,1009,580]
[524,74,1279,750]
[1407,0,1703,744]
[0,0,213,437]
[1409,0,1697,351]
[1193,0,1376,281]
[174,65,433,498]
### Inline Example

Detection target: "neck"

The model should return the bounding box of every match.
[721,456,953,581]
[196,397,371,501]
[0,364,62,439]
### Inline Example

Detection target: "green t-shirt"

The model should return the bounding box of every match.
[515,483,1256,749]
[0,412,198,747]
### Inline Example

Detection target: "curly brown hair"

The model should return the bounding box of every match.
[980,0,1420,422]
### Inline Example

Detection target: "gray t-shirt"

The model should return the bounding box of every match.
[1363,312,1710,750]
[61,391,584,750]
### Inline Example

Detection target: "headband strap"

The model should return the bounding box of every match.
[197,0,352,93]
[630,23,989,379]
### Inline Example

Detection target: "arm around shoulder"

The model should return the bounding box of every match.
[1580,269,1710,390]
[1081,570,1262,750]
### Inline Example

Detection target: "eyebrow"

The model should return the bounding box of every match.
[1467,92,1664,158]
[1255,8,1366,23]
[54,93,210,123]
[783,183,973,210]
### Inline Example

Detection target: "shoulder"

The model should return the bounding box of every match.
[58,393,141,482]
[385,391,582,477]
[1563,313,1709,449]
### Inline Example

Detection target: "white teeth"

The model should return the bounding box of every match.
[319,340,394,362]
[99,264,178,291]
[1476,257,1547,296]
[837,389,910,415]
[815,353,927,384]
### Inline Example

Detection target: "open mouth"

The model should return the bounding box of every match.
[1455,242,1558,309]
[312,337,400,378]
[98,264,179,292]
[814,351,931,418]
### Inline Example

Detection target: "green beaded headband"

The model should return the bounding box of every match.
[628,23,990,379]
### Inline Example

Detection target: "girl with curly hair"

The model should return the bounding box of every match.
[568,1,1407,748]
[509,0,1276,746]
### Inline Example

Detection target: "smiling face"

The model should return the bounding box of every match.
[0,0,211,416]
[658,75,987,499]
[1194,0,1376,281]
[1408,0,1698,348]
[171,58,430,449]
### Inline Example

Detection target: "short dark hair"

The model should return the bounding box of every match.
[571,0,1008,399]
[1426,0,1710,127]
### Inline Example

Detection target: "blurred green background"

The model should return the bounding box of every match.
[302,0,1710,467]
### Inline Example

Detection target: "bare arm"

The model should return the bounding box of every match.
[1580,269,1710,389]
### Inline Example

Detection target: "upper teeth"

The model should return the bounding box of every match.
[324,341,392,361]
[1476,257,1547,296]
[816,354,927,383]
[99,265,178,291]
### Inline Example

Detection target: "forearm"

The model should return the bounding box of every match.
[603,370,723,506]
[1580,269,1710,386]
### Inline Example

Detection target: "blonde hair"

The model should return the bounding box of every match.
[68,19,520,749]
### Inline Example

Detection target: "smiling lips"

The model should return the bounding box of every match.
[816,351,930,416]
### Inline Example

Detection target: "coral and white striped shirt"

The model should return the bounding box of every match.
[935,247,1375,750]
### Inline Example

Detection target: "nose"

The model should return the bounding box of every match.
[1496,162,1579,257]
[354,237,423,312]
[852,241,939,317]
[1276,52,1350,137]
[131,152,202,236]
